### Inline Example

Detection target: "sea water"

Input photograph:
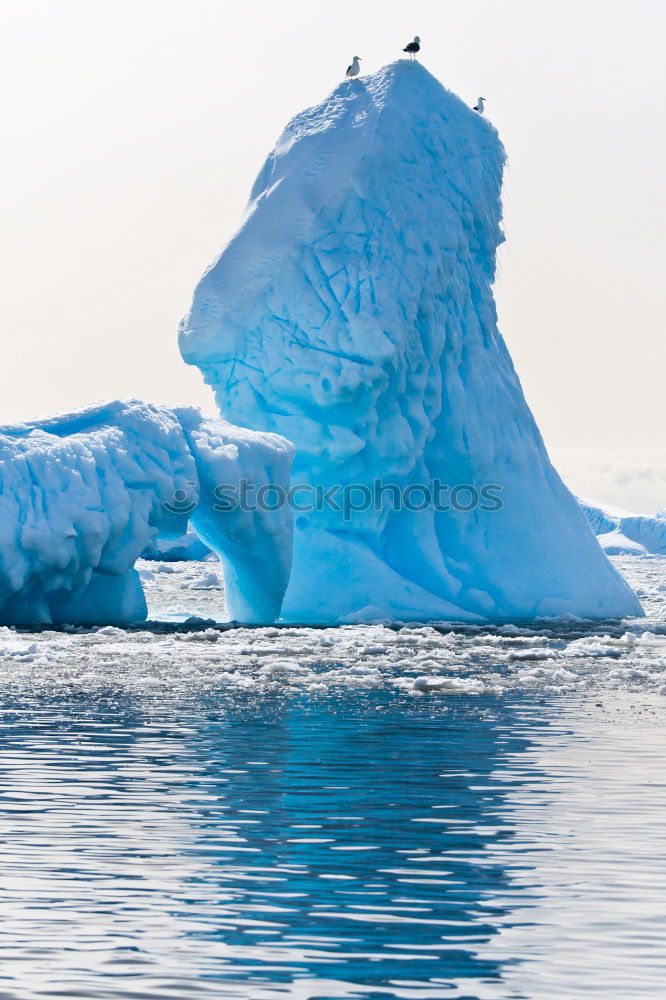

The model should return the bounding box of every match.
[0,555,664,999]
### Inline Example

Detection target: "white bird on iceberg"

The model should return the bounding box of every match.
[403,36,421,59]
[473,96,486,113]
[346,56,361,80]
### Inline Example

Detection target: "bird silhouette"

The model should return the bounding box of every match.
[346,56,361,79]
[403,36,421,59]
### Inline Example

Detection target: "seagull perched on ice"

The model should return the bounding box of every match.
[403,36,421,59]
[346,56,361,79]
[473,97,486,113]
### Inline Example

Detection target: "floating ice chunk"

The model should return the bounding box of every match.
[563,640,623,660]
[411,675,485,694]
[190,570,223,590]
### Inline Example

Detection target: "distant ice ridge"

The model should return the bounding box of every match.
[141,526,213,562]
[579,499,666,556]
[0,401,292,625]
[180,60,642,623]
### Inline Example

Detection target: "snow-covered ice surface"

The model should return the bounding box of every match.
[181,60,640,624]
[0,556,664,999]
[0,400,293,626]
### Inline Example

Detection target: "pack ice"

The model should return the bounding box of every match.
[181,60,643,623]
[0,401,293,625]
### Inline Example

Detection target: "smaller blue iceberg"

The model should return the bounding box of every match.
[579,499,666,556]
[0,401,293,625]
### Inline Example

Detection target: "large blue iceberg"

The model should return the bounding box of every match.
[0,401,293,625]
[180,60,642,623]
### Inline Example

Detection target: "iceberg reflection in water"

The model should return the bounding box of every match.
[0,673,665,998]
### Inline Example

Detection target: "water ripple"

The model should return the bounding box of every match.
[0,556,663,998]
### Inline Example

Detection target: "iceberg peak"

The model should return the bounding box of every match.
[180,60,503,363]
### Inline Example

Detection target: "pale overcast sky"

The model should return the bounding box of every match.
[1,0,664,467]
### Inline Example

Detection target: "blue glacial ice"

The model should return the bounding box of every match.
[142,527,212,562]
[180,60,642,623]
[579,498,666,556]
[0,401,293,625]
